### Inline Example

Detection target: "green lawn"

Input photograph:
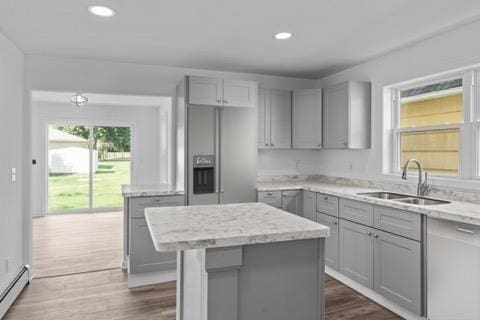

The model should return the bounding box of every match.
[48,160,130,211]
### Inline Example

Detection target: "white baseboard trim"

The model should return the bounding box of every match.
[325,267,426,320]
[127,269,176,288]
[0,266,30,319]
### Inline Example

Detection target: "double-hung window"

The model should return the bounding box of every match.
[390,69,479,180]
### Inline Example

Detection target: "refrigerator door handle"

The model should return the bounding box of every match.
[218,108,224,194]
[214,108,221,194]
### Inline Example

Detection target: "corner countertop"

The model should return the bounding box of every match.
[144,202,330,252]
[257,181,480,227]
[122,184,184,198]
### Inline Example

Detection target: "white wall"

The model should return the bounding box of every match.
[31,101,162,215]
[25,55,317,177]
[313,19,480,188]
[0,33,25,293]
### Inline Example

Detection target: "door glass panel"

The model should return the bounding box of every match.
[92,126,131,209]
[48,124,90,211]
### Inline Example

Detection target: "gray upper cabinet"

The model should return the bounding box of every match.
[258,88,292,149]
[223,79,257,108]
[292,89,322,149]
[323,81,371,149]
[339,219,374,289]
[374,230,422,315]
[189,76,223,106]
[270,89,292,149]
[317,212,339,271]
[189,76,257,108]
[257,88,270,148]
[282,190,303,216]
[302,190,317,221]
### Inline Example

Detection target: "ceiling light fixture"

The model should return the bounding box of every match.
[274,32,292,40]
[88,5,116,17]
[71,93,89,107]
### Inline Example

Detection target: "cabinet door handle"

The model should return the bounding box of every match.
[217,99,222,103]
[373,234,379,238]
[343,142,348,147]
[265,143,268,146]
[332,221,338,225]
[367,232,372,236]
[323,196,328,201]
[456,227,475,235]
[267,192,273,196]
[223,100,228,104]
[271,143,274,147]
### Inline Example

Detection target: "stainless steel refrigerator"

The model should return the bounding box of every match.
[175,76,257,205]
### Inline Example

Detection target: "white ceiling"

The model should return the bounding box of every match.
[1,0,480,78]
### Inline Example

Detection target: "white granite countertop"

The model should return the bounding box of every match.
[257,181,480,226]
[122,184,184,198]
[144,202,330,252]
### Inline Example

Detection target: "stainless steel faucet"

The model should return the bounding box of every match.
[401,158,430,196]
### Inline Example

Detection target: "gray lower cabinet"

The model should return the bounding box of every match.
[374,229,422,315]
[257,191,282,208]
[127,195,184,274]
[129,218,177,274]
[316,212,339,270]
[282,190,303,216]
[339,198,374,226]
[302,190,317,221]
[339,219,374,289]
[316,193,339,217]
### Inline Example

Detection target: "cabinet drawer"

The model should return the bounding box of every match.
[316,193,339,217]
[129,218,176,274]
[316,212,339,270]
[339,199,374,226]
[129,195,185,219]
[374,206,422,241]
[257,191,282,208]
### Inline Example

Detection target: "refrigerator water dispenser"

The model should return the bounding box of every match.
[193,155,215,194]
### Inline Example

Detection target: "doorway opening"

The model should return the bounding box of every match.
[47,124,131,213]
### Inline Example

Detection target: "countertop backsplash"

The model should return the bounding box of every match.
[257,174,480,204]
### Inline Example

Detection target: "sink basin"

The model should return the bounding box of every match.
[358,192,410,200]
[393,197,450,205]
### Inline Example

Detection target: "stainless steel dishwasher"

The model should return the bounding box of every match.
[427,218,480,320]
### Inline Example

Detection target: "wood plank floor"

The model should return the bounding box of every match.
[32,212,123,278]
[6,212,403,319]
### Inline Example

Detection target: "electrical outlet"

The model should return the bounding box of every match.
[11,168,16,182]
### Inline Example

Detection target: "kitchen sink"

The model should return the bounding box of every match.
[393,197,450,205]
[358,192,451,205]
[358,192,410,200]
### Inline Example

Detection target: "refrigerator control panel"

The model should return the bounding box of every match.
[193,155,215,168]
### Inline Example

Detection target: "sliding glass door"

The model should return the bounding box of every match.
[47,124,131,213]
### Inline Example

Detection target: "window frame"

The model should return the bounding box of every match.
[389,70,478,180]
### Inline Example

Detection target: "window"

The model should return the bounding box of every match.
[390,69,480,180]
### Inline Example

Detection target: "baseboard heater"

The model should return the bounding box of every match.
[0,266,30,319]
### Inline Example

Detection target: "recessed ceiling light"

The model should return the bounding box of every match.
[88,5,116,17]
[274,32,292,40]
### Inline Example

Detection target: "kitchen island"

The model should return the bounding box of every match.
[145,202,330,320]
